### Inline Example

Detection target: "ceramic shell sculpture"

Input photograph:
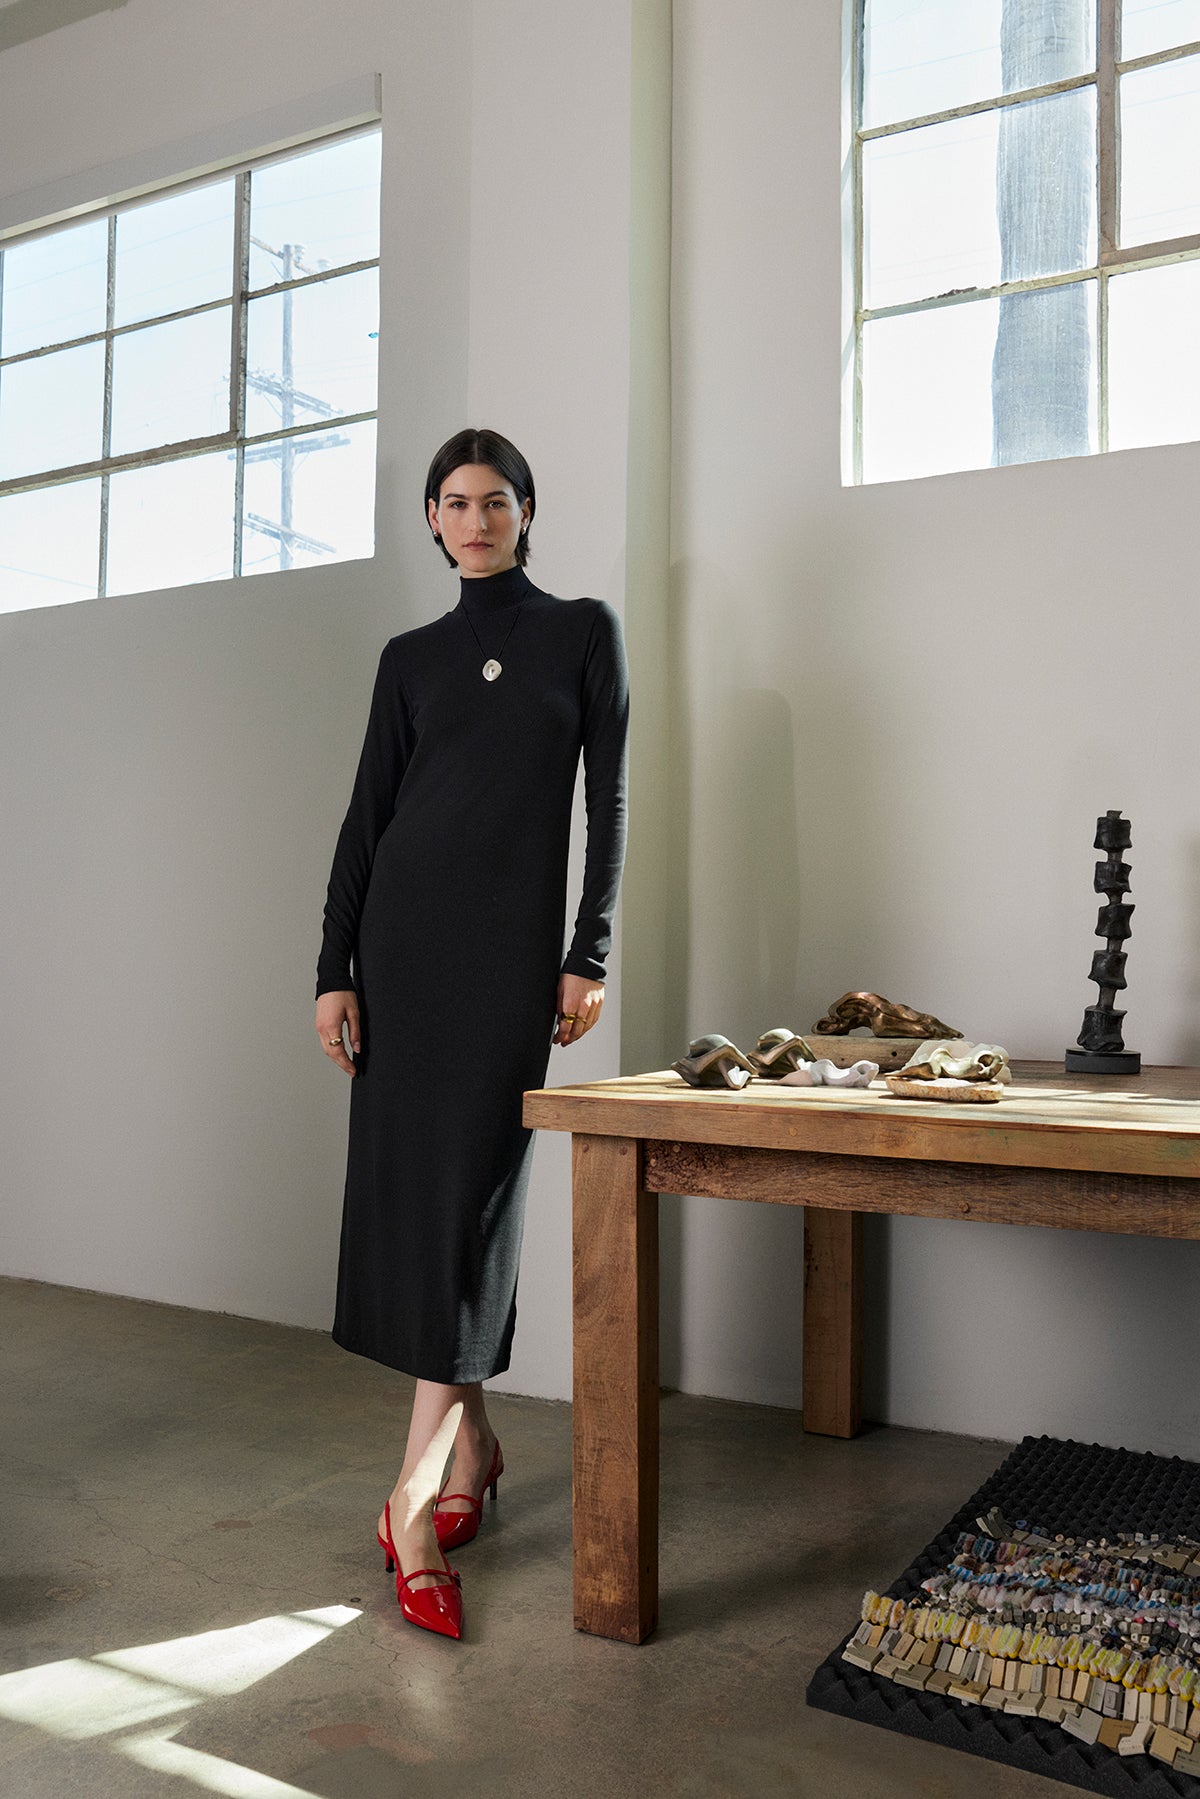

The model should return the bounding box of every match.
[884,1040,1011,1104]
[672,1034,757,1090]
[746,1028,816,1078]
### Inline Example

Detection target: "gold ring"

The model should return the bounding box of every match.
[560,1013,576,1022]
[326,1037,342,1046]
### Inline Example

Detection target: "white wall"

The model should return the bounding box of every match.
[668,0,1200,1457]
[0,0,643,1403]
[5,0,1197,1462]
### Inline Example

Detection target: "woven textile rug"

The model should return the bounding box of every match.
[806,1435,1200,1796]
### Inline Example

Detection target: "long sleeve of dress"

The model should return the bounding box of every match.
[315,640,414,999]
[561,599,630,982]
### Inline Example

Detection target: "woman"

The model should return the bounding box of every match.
[314,428,629,1640]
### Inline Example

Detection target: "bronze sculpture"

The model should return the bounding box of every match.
[812,992,961,1039]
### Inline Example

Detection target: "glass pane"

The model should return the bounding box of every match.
[109,307,231,456]
[862,282,1096,481]
[991,280,1097,463]
[1122,0,1200,60]
[0,340,105,479]
[242,418,375,573]
[244,269,377,438]
[863,0,1094,129]
[1108,258,1200,450]
[248,132,381,290]
[863,301,1000,481]
[114,179,235,328]
[864,89,1095,309]
[0,478,100,612]
[1,218,108,357]
[1120,55,1200,244]
[106,451,235,595]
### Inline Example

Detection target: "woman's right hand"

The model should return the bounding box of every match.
[316,990,360,1077]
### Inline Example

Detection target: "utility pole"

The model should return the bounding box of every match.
[244,235,348,569]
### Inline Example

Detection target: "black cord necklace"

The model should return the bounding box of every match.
[459,601,522,682]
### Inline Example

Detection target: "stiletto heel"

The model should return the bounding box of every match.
[434,1439,504,1551]
[379,1501,464,1640]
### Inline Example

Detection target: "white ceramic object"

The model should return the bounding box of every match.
[781,1057,878,1088]
[899,1041,1012,1083]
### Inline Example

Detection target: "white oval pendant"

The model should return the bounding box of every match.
[483,659,503,681]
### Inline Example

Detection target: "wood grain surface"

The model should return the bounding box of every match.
[571,1135,658,1643]
[640,1140,1200,1239]
[803,1210,862,1437]
[524,1063,1200,1180]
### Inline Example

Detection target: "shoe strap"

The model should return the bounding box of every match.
[435,1492,482,1513]
[397,1565,461,1592]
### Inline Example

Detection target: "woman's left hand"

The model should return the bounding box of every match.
[554,974,604,1046]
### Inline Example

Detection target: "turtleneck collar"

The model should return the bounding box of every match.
[457,562,535,613]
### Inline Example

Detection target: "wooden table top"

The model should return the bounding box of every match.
[523,1061,1200,1180]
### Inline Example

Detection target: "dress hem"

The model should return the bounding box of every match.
[331,1326,511,1386]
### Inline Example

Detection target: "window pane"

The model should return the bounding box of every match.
[862,283,1095,482]
[114,180,235,328]
[863,0,1094,130]
[0,218,108,357]
[106,451,234,595]
[991,280,1097,463]
[864,89,1095,309]
[1121,0,1200,60]
[1120,55,1200,244]
[863,301,1000,481]
[244,268,377,438]
[248,132,381,290]
[0,478,100,612]
[242,419,375,573]
[0,340,105,479]
[109,307,231,456]
[1108,258,1200,450]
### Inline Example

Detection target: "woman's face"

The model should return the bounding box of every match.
[428,463,531,577]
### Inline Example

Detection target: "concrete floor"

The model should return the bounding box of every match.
[0,1278,1068,1798]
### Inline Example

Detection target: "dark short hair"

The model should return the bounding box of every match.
[424,428,536,567]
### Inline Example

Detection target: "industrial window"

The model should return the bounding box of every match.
[846,1,1200,483]
[0,125,380,610]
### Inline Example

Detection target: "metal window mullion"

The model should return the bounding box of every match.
[853,0,865,484]
[245,256,378,302]
[858,68,1098,143]
[1102,230,1200,266]
[1098,266,1110,454]
[98,212,117,599]
[0,410,379,500]
[0,260,379,373]
[1098,0,1119,259]
[232,170,250,578]
[1117,37,1200,75]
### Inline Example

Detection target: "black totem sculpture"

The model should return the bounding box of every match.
[1064,810,1141,1076]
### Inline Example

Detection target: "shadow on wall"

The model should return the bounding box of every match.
[659,557,809,1396]
[0,0,131,55]
[1181,835,1200,1067]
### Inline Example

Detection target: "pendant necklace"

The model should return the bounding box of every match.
[460,601,521,682]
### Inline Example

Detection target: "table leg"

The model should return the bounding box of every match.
[802,1207,863,1438]
[571,1133,659,1642]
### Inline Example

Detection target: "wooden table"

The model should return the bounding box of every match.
[523,1061,1200,1643]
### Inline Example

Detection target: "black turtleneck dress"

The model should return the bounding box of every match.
[315,564,628,1383]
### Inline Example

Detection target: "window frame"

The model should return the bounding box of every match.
[0,120,380,593]
[845,0,1200,482]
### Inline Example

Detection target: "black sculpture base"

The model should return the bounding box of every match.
[1064,1047,1141,1075]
